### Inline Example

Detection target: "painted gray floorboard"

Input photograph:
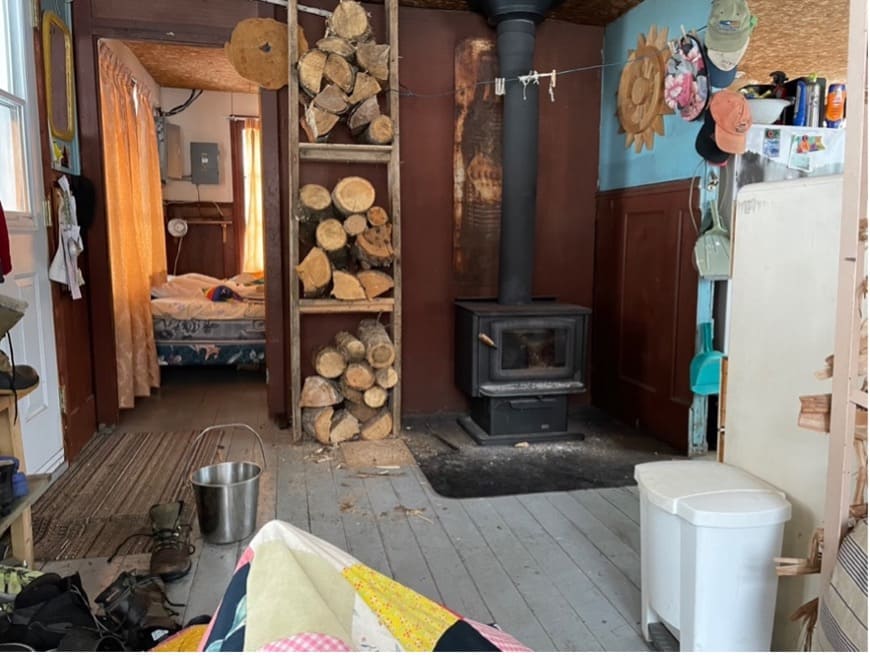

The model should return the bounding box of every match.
[182,542,238,624]
[417,483,555,651]
[597,487,641,525]
[546,492,642,587]
[304,457,349,553]
[461,496,602,652]
[572,488,641,555]
[517,493,642,629]
[363,471,442,604]
[276,446,311,532]
[492,496,648,652]
[389,471,493,623]
[625,485,641,498]
[333,467,393,577]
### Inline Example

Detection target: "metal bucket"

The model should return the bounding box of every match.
[190,423,266,544]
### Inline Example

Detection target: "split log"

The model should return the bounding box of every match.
[358,319,396,369]
[354,224,394,268]
[295,246,331,297]
[347,72,381,105]
[374,366,398,389]
[313,346,347,379]
[332,176,376,217]
[300,375,342,408]
[798,394,832,433]
[327,0,371,43]
[339,378,365,405]
[316,36,355,60]
[335,330,366,363]
[366,206,389,226]
[329,409,360,444]
[363,384,389,409]
[301,103,340,142]
[356,269,394,299]
[355,43,390,83]
[347,96,380,135]
[302,406,334,443]
[331,270,367,300]
[298,184,333,222]
[343,213,368,236]
[342,361,376,391]
[360,408,393,440]
[346,400,378,423]
[362,115,394,145]
[298,49,327,96]
[323,53,355,94]
[313,84,349,115]
[316,218,348,251]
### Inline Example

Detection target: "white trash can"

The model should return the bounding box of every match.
[634,461,791,651]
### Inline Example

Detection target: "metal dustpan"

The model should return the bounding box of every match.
[693,203,731,280]
[690,322,723,395]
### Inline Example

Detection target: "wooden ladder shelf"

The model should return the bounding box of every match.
[287,0,402,441]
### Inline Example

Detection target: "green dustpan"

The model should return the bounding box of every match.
[690,322,723,395]
[693,202,731,280]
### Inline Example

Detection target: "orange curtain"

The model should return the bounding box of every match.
[98,43,167,409]
[242,118,263,273]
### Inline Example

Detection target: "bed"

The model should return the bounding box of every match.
[151,273,266,366]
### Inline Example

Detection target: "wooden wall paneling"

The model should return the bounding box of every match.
[71,1,119,427]
[163,202,236,278]
[592,181,698,450]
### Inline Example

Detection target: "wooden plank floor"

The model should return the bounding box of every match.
[39,368,649,651]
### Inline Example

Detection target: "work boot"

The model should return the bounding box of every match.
[148,501,194,582]
[0,350,38,393]
[0,295,26,340]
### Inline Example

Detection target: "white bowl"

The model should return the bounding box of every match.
[746,98,791,124]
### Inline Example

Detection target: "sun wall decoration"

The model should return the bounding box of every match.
[617,25,673,153]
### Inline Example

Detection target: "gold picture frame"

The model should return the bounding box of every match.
[42,10,75,143]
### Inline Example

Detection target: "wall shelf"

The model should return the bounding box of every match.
[299,299,394,314]
[299,143,393,163]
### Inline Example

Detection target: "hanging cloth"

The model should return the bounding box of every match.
[49,175,85,299]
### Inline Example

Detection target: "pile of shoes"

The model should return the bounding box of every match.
[109,501,195,582]
[0,458,27,517]
[0,294,38,394]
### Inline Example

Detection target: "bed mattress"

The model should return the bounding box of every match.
[151,297,265,321]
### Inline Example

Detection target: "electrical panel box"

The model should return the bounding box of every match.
[190,142,219,185]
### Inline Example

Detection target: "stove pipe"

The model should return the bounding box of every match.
[470,0,562,305]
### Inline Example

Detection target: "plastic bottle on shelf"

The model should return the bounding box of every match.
[825,84,846,128]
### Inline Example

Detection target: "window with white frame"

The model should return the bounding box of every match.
[0,0,35,221]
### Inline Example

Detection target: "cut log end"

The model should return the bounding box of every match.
[346,400,379,423]
[366,206,389,226]
[298,183,333,221]
[324,53,355,94]
[335,330,366,362]
[296,247,331,297]
[358,319,396,369]
[332,176,377,216]
[331,270,367,301]
[302,406,334,444]
[360,407,393,440]
[316,218,348,253]
[314,346,347,379]
[374,366,398,389]
[343,361,376,391]
[343,213,368,236]
[347,96,381,136]
[327,0,372,42]
[347,72,381,105]
[357,269,394,299]
[300,375,342,408]
[363,115,394,145]
[329,409,360,444]
[302,104,340,142]
[363,384,389,409]
[298,49,327,96]
[355,42,390,83]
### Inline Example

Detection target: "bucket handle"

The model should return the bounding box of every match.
[190,423,267,474]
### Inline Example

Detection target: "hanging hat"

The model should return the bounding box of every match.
[663,34,710,121]
[706,0,753,53]
[695,110,730,165]
[709,90,753,153]
[706,55,737,89]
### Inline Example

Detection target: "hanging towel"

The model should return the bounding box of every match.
[49,176,85,300]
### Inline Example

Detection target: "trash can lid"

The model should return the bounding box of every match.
[677,490,791,527]
[634,461,788,521]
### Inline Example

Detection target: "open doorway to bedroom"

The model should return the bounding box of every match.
[95,38,267,424]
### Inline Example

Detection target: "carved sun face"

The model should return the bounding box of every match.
[617,26,673,153]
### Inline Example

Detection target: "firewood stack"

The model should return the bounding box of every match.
[295,176,395,300]
[297,0,393,143]
[298,320,397,444]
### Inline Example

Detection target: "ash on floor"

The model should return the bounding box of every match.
[402,407,682,498]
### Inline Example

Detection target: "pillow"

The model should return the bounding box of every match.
[151,273,223,299]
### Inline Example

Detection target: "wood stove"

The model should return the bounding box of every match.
[454,0,590,445]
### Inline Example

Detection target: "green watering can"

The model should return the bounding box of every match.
[689,322,723,395]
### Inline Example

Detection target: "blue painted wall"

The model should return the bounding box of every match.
[598,0,709,190]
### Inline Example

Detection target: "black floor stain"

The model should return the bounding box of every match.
[405,407,682,499]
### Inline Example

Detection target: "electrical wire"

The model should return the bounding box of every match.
[172,235,184,276]
[161,89,203,117]
[687,158,706,235]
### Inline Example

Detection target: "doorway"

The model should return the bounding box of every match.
[95,38,268,426]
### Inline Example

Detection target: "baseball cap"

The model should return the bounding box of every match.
[664,35,710,121]
[706,55,737,88]
[695,110,730,165]
[706,0,752,52]
[709,90,752,153]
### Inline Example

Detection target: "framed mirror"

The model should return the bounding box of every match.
[42,10,75,142]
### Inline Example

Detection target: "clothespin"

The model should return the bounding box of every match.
[517,70,539,100]
[548,69,556,103]
[494,77,505,96]
[680,24,687,38]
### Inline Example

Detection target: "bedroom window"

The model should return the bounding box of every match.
[0,0,35,219]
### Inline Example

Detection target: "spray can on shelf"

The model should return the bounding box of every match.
[825,84,846,127]
[792,78,809,126]
[806,75,825,127]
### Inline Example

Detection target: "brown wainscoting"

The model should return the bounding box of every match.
[592,180,699,451]
[164,202,237,279]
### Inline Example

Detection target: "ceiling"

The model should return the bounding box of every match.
[122,41,259,93]
[401,0,644,25]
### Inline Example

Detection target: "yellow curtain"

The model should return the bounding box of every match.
[98,43,167,409]
[242,119,264,273]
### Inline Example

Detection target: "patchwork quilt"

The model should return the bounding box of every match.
[197,520,529,652]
